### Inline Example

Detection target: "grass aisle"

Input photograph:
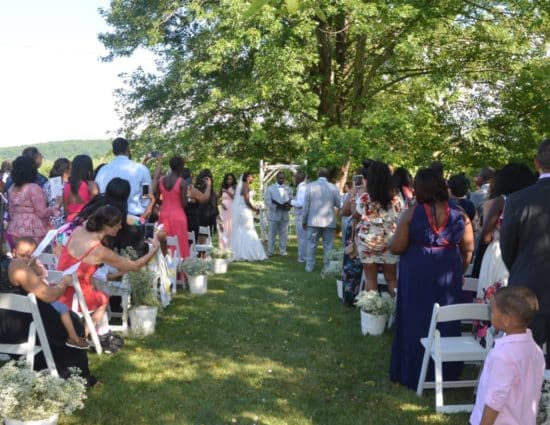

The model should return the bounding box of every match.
[67,244,470,425]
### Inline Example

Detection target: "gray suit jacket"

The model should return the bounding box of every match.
[302,177,340,228]
[265,183,292,221]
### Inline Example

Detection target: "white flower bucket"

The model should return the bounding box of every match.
[4,415,59,425]
[188,275,208,295]
[212,259,228,274]
[336,280,343,300]
[129,306,158,336]
[360,310,387,336]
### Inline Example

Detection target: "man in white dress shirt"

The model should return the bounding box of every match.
[95,137,155,220]
[265,172,293,257]
[290,171,307,263]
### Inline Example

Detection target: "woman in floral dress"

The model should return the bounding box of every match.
[354,161,402,296]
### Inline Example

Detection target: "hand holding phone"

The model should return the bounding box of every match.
[353,175,363,188]
[142,183,150,198]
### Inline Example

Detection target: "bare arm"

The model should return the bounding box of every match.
[89,243,160,273]
[480,197,504,244]
[151,155,163,198]
[242,183,259,212]
[180,179,188,210]
[190,178,212,203]
[8,259,71,303]
[388,206,415,255]
[341,188,359,216]
[480,405,499,425]
[88,180,100,198]
[460,212,475,271]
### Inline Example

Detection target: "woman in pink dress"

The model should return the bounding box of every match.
[154,156,190,258]
[64,155,99,222]
[218,173,236,249]
[7,156,60,244]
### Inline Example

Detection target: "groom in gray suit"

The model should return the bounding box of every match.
[302,168,341,272]
[265,171,293,256]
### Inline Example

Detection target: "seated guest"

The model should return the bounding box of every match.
[1,252,96,385]
[7,156,60,245]
[56,205,159,352]
[389,168,474,390]
[64,155,99,222]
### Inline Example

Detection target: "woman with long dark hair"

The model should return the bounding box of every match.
[353,161,402,296]
[64,155,99,222]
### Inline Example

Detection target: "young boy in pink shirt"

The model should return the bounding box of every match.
[470,286,545,425]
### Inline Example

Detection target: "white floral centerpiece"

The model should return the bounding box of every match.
[355,290,394,335]
[327,248,344,262]
[179,257,212,294]
[210,248,232,274]
[0,361,86,424]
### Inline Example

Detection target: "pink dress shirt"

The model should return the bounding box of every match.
[470,329,544,425]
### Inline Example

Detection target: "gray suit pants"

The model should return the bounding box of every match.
[294,213,306,262]
[305,226,335,272]
[267,219,289,255]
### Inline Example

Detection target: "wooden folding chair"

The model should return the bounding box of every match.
[0,293,58,376]
[416,302,492,413]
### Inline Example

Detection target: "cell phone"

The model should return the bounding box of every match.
[150,151,160,158]
[142,183,149,198]
[353,175,363,187]
[143,223,155,240]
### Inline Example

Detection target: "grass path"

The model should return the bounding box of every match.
[66,243,470,424]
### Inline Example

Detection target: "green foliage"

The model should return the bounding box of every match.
[99,1,549,173]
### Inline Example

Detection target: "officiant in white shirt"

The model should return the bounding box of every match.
[290,171,307,263]
[265,172,293,257]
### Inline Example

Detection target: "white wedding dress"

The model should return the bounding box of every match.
[230,179,267,261]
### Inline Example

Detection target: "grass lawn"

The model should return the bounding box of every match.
[64,241,472,425]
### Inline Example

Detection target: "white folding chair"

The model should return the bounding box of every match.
[417,303,493,413]
[38,253,58,270]
[46,270,64,284]
[0,293,58,376]
[166,235,184,291]
[66,264,102,355]
[463,277,479,294]
[195,226,213,255]
[107,274,130,333]
[188,231,198,258]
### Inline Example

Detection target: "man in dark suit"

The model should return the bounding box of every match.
[501,139,550,360]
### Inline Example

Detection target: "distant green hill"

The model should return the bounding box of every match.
[0,139,112,162]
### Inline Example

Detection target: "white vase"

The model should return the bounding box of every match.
[129,306,158,336]
[212,259,228,274]
[360,310,387,336]
[188,275,208,295]
[4,415,59,425]
[336,280,343,300]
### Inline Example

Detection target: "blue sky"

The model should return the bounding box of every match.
[0,1,152,147]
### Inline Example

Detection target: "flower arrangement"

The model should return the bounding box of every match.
[327,248,344,262]
[354,290,394,316]
[210,247,232,259]
[0,361,86,421]
[321,259,343,279]
[121,247,159,307]
[538,378,550,425]
[179,257,212,276]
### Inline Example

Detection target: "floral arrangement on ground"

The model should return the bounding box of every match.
[121,247,159,307]
[179,257,212,276]
[0,361,86,421]
[355,290,394,316]
[210,247,233,259]
[321,259,343,279]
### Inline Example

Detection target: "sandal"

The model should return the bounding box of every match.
[66,337,90,350]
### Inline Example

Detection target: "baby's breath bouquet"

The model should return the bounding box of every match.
[0,361,86,421]
[121,247,159,307]
[321,259,343,279]
[327,248,344,262]
[178,257,212,276]
[210,247,232,259]
[354,290,394,316]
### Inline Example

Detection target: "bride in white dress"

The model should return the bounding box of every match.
[230,173,267,261]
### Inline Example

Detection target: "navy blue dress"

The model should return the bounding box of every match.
[390,202,465,390]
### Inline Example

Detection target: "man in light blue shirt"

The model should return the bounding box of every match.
[95,138,154,219]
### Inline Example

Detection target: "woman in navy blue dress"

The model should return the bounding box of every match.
[389,168,474,390]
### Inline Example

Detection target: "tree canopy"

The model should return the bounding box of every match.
[99,0,549,178]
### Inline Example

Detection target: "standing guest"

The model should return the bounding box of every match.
[218,173,237,249]
[448,173,476,222]
[429,161,445,180]
[470,166,495,215]
[501,139,550,361]
[290,171,307,263]
[7,156,60,244]
[354,161,402,296]
[154,156,190,258]
[302,168,341,272]
[0,160,12,192]
[389,168,474,390]
[95,137,154,222]
[265,171,292,257]
[57,205,159,352]
[470,287,544,425]
[196,169,218,243]
[184,168,213,243]
[64,155,99,222]
[4,147,47,192]
[45,157,71,228]
[393,167,414,207]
